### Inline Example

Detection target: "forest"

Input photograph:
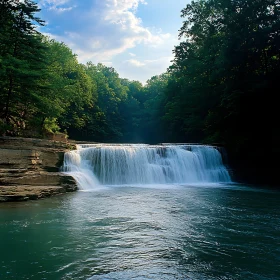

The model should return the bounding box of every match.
[0,0,279,185]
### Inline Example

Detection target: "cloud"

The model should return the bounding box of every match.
[38,0,170,62]
[125,59,145,67]
[117,56,173,83]
[39,0,74,12]
[101,61,113,67]
[144,56,174,70]
[37,0,185,83]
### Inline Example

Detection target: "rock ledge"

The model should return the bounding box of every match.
[0,137,77,202]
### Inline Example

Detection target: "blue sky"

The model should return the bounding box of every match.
[37,0,191,83]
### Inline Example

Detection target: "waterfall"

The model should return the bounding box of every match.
[62,144,232,189]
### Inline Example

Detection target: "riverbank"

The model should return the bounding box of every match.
[0,137,77,202]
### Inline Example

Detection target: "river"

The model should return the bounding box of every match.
[0,183,279,280]
[1,144,280,279]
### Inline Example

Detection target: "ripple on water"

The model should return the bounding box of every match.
[0,184,279,280]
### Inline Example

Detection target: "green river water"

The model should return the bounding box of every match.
[0,183,279,280]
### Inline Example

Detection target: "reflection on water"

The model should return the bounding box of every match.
[0,184,279,280]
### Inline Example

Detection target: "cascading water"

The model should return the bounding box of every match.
[62,144,232,189]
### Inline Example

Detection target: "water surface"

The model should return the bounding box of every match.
[0,184,279,279]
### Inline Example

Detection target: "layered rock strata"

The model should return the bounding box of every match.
[0,137,77,202]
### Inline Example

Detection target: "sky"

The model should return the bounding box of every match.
[37,0,191,83]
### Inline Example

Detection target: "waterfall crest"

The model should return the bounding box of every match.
[63,144,232,189]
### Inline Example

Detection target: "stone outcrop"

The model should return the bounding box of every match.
[0,137,77,202]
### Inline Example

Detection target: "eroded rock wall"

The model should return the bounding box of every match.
[0,137,77,202]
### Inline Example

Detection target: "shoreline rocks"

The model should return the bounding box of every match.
[0,137,77,202]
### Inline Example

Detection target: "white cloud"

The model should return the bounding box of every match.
[125,59,145,67]
[101,61,113,67]
[39,0,70,7]
[38,0,184,83]
[39,0,170,62]
[39,0,74,12]
[117,56,173,83]
[144,56,174,69]
[50,6,74,13]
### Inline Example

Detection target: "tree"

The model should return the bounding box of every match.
[142,74,169,143]
[41,39,94,135]
[83,63,129,142]
[165,0,280,183]
[0,0,46,135]
[119,79,144,142]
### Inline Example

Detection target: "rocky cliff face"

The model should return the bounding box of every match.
[0,137,78,202]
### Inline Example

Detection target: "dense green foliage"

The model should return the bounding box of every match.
[1,0,279,183]
[164,0,280,183]
[0,0,45,134]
